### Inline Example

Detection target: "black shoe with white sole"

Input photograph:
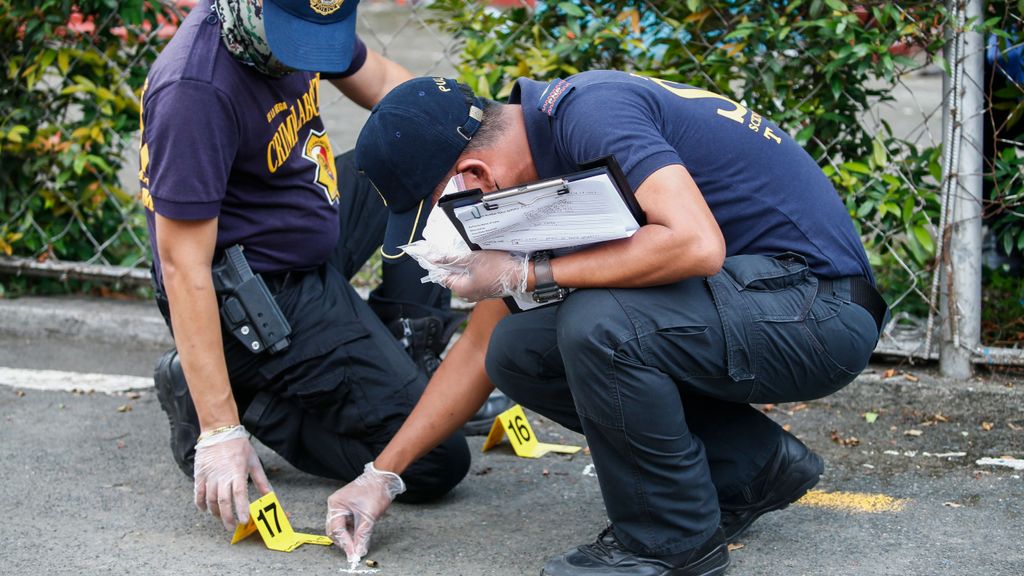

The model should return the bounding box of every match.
[540,526,730,576]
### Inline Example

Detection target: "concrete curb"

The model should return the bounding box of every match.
[0,296,173,348]
[0,287,468,350]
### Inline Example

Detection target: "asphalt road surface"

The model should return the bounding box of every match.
[2,323,1022,575]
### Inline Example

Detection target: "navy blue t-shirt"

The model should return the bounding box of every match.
[510,71,873,281]
[140,2,366,280]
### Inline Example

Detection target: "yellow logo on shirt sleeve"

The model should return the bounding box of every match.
[138,79,154,212]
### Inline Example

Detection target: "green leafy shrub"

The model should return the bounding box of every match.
[983,1,1024,259]
[428,0,1022,339]
[0,0,182,266]
[430,0,945,159]
[427,0,948,274]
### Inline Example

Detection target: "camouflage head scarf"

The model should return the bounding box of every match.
[213,0,292,77]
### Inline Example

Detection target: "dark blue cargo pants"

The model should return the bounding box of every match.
[486,254,880,554]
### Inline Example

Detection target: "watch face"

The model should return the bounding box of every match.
[532,287,567,304]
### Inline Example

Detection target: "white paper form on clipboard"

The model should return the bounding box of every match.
[438,156,646,312]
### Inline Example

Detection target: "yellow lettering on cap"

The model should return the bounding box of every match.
[433,77,451,92]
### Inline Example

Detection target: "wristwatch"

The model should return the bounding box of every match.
[531,251,570,304]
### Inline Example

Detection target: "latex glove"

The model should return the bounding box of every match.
[437,249,529,302]
[193,426,273,531]
[326,462,407,564]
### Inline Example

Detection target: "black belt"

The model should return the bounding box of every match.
[262,269,310,294]
[817,276,888,334]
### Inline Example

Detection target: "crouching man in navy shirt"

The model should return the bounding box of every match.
[329,73,889,574]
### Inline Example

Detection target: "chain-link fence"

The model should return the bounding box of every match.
[1,1,1021,372]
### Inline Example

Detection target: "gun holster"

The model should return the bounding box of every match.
[212,245,292,355]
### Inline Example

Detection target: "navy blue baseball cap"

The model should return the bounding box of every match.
[263,0,360,73]
[356,77,484,259]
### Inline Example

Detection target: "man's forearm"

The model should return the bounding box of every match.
[329,49,413,109]
[535,164,725,290]
[374,300,508,474]
[164,267,238,431]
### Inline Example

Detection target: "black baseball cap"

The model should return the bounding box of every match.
[355,77,484,258]
[263,0,360,73]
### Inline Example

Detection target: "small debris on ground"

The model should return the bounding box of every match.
[975,457,1024,471]
[727,543,745,552]
[980,421,994,431]
[830,430,860,447]
[904,429,923,437]
[116,404,132,413]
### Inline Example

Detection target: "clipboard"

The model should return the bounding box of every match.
[438,155,646,312]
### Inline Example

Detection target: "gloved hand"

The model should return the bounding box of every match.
[192,425,273,531]
[436,249,529,302]
[326,462,407,563]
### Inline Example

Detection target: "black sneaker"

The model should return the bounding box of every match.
[541,526,730,576]
[462,389,516,435]
[719,430,824,542]
[153,349,199,478]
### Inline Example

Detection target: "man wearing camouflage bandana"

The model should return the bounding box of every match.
[140,0,479,540]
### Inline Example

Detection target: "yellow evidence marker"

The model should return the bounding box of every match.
[231,492,334,552]
[482,404,582,458]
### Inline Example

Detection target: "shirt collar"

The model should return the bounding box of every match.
[508,77,574,179]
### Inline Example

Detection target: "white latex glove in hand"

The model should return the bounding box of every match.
[436,249,529,302]
[400,179,472,286]
[326,462,406,563]
[193,426,273,531]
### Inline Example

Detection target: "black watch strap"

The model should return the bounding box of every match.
[531,251,569,304]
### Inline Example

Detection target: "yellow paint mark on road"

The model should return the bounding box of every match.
[796,490,907,513]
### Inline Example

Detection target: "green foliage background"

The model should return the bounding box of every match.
[0,0,1020,340]
[0,0,165,266]
[427,0,1022,337]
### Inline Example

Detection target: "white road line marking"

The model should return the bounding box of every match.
[0,367,152,394]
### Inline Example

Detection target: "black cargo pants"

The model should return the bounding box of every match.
[486,254,881,553]
[159,150,470,502]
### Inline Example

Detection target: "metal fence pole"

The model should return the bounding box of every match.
[939,0,985,378]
